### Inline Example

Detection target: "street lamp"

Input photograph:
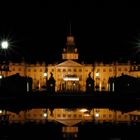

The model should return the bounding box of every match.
[0,40,9,77]
[1,40,9,50]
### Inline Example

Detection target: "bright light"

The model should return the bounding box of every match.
[43,113,47,117]
[0,110,2,114]
[0,75,2,79]
[43,72,47,77]
[80,108,88,112]
[1,41,9,49]
[95,72,99,77]
[95,113,99,118]
[64,77,79,81]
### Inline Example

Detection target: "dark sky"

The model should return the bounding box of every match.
[0,1,140,64]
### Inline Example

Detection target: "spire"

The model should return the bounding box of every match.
[66,23,75,46]
[62,23,79,60]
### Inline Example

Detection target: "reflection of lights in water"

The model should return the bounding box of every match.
[84,113,90,117]
[62,126,78,138]
[80,108,88,112]
[43,72,47,77]
[43,113,47,117]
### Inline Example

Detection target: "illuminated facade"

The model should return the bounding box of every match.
[1,34,140,92]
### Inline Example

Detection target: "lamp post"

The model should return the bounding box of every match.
[0,40,9,77]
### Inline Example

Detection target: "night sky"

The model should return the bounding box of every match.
[0,1,140,64]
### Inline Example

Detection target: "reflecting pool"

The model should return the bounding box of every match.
[0,108,140,139]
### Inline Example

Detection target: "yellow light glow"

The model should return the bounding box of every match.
[80,108,88,112]
[95,72,99,77]
[95,113,99,118]
[64,77,79,81]
[43,72,47,77]
[43,113,47,117]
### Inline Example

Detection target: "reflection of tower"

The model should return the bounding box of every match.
[62,126,78,139]
[62,24,79,60]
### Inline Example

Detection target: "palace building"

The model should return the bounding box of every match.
[1,33,140,92]
[1,32,140,126]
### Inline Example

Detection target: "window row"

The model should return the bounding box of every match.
[96,68,128,72]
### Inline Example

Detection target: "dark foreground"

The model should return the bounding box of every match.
[0,122,140,140]
[1,91,140,112]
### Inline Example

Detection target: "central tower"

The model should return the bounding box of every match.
[62,25,79,60]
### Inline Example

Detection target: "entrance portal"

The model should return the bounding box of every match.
[61,75,80,92]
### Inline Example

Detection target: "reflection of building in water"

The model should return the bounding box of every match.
[2,33,140,92]
[1,108,140,124]
[62,126,78,139]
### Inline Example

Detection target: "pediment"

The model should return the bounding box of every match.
[56,60,82,67]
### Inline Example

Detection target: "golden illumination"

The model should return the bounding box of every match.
[80,108,88,112]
